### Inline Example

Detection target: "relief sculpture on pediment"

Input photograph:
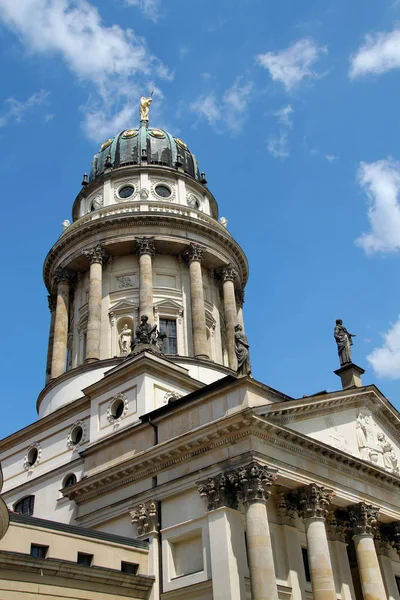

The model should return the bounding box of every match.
[356,409,399,474]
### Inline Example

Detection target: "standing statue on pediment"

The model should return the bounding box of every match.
[334,319,356,366]
[377,432,399,472]
[356,410,374,461]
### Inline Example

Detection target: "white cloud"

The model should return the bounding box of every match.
[125,0,161,22]
[267,104,293,159]
[355,158,400,254]
[325,154,339,162]
[256,38,327,91]
[0,0,172,141]
[350,28,400,78]
[190,78,253,135]
[367,316,400,379]
[0,90,50,127]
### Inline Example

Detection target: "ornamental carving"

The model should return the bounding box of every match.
[229,461,278,504]
[197,473,238,511]
[163,391,182,404]
[348,502,379,537]
[187,193,200,209]
[235,289,245,307]
[48,295,56,312]
[221,264,238,283]
[327,511,348,542]
[374,525,393,556]
[84,244,110,265]
[276,492,298,526]
[130,500,159,536]
[106,392,129,424]
[390,522,400,554]
[184,243,205,264]
[136,237,156,257]
[54,267,76,286]
[116,276,134,290]
[297,484,333,520]
[23,442,42,471]
[66,420,87,449]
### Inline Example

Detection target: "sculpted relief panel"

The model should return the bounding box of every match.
[355,409,399,473]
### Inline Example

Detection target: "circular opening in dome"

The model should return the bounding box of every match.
[118,185,135,199]
[27,447,38,467]
[64,473,77,488]
[70,426,83,445]
[111,398,125,420]
[155,184,171,198]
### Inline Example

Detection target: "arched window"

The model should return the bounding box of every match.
[63,473,77,488]
[14,495,35,516]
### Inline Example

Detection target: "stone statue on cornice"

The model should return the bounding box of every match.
[234,324,251,377]
[334,319,356,366]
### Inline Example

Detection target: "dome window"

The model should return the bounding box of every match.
[118,185,135,199]
[155,184,172,198]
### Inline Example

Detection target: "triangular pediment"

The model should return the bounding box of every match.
[109,299,138,314]
[257,387,400,475]
[154,298,183,313]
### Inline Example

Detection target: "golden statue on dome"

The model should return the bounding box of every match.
[139,91,153,121]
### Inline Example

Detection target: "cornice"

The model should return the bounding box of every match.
[43,211,248,292]
[63,408,400,507]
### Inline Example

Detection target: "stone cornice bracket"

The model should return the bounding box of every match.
[130,500,159,536]
[83,244,110,265]
[297,484,333,521]
[276,491,298,526]
[348,502,380,537]
[235,288,245,307]
[135,236,156,257]
[230,461,278,504]
[53,267,76,287]
[47,294,56,312]
[197,473,238,511]
[221,263,238,283]
[183,242,205,264]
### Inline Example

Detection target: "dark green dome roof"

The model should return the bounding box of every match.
[90,124,201,182]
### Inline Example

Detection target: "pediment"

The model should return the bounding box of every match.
[109,299,138,314]
[154,298,183,315]
[259,388,400,475]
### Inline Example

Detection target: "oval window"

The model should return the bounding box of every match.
[111,398,125,419]
[70,426,83,445]
[119,185,135,199]
[155,184,171,198]
[27,447,38,466]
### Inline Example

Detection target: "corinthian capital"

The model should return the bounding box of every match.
[348,502,379,537]
[184,243,205,264]
[221,263,237,283]
[130,500,159,536]
[230,461,278,504]
[297,484,333,521]
[390,522,400,553]
[84,244,110,265]
[197,473,238,511]
[136,237,156,257]
[54,267,76,286]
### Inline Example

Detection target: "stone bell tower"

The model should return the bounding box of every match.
[40,97,248,419]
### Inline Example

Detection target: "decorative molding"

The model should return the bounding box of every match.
[67,420,87,450]
[116,275,135,290]
[197,473,238,511]
[150,179,176,202]
[163,391,182,405]
[23,442,42,471]
[47,295,56,313]
[88,194,103,212]
[348,502,380,537]
[130,500,159,535]
[186,193,201,209]
[221,263,238,283]
[114,179,139,202]
[84,244,110,266]
[297,484,333,521]
[229,461,278,504]
[136,237,156,257]
[140,188,149,200]
[183,243,205,264]
[106,392,129,425]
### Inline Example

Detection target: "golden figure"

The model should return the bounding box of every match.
[139,91,153,121]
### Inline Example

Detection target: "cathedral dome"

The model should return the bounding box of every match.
[89,124,202,183]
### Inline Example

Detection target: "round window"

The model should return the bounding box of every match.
[27,447,38,467]
[64,474,77,488]
[155,184,171,198]
[119,185,135,199]
[111,398,125,420]
[70,426,83,445]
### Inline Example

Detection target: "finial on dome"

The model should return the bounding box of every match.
[81,173,89,186]
[139,90,154,123]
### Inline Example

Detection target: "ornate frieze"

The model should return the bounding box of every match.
[221,263,238,283]
[48,295,56,312]
[297,484,333,521]
[230,461,278,504]
[84,244,110,265]
[130,500,159,536]
[54,267,76,286]
[136,237,156,257]
[348,502,379,537]
[197,473,238,511]
[184,242,205,264]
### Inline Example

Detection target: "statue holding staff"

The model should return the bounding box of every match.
[334,319,356,366]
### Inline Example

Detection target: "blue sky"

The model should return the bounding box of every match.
[1,0,400,438]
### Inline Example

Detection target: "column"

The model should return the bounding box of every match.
[327,512,356,600]
[221,264,237,370]
[131,501,160,600]
[51,268,74,379]
[348,503,387,600]
[186,243,209,358]
[83,244,109,362]
[235,288,245,330]
[297,484,336,600]
[198,474,246,600]
[232,461,279,600]
[136,237,155,325]
[45,295,56,384]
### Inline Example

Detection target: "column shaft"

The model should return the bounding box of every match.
[353,535,387,600]
[51,281,70,379]
[304,518,336,600]
[246,500,278,600]
[139,253,154,324]
[189,259,208,357]
[45,296,56,383]
[222,266,237,370]
[86,260,103,361]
